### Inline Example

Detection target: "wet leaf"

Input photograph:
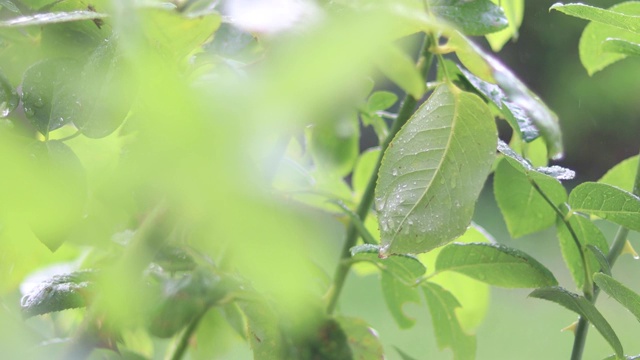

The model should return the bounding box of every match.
[557,214,609,289]
[529,286,623,358]
[570,2,640,75]
[569,182,640,231]
[21,270,95,318]
[21,58,81,136]
[436,242,558,288]
[586,245,611,276]
[0,11,107,27]
[336,316,384,360]
[430,0,508,36]
[460,68,538,141]
[422,282,475,360]
[593,274,640,322]
[486,0,524,51]
[350,244,426,283]
[367,91,398,112]
[598,155,638,192]
[375,85,496,255]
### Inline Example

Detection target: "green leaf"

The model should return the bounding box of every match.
[529,286,624,358]
[21,58,80,136]
[486,0,524,51]
[451,35,563,158]
[0,0,20,13]
[237,296,286,359]
[0,10,108,27]
[550,3,640,33]
[435,242,558,288]
[27,140,87,251]
[21,270,95,318]
[599,155,639,192]
[367,91,398,112]
[307,114,360,177]
[375,85,497,255]
[569,182,640,231]
[335,316,384,360]
[573,2,640,75]
[494,157,567,238]
[602,38,640,56]
[73,37,137,138]
[0,70,18,117]
[375,44,425,99]
[431,0,508,36]
[418,224,491,330]
[460,68,539,141]
[557,214,609,289]
[422,282,476,360]
[381,271,422,329]
[594,273,640,323]
[350,244,426,283]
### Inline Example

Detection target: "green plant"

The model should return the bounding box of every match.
[0,0,638,359]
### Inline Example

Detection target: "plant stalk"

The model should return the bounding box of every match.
[325,35,434,315]
[570,152,640,360]
[170,308,210,360]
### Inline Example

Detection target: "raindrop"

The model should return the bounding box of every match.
[34,97,44,107]
[24,107,35,116]
[407,219,413,225]
[392,168,398,176]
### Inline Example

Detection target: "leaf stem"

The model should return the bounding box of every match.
[325,35,434,315]
[56,129,82,142]
[571,152,640,360]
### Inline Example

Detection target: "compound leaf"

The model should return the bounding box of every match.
[436,242,557,288]
[598,155,638,192]
[550,3,640,33]
[375,85,496,255]
[351,244,426,283]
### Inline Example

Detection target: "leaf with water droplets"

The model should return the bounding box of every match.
[460,68,539,142]
[0,70,18,117]
[422,282,476,360]
[593,273,640,322]
[451,35,563,158]
[436,242,557,288]
[21,58,81,136]
[375,85,497,255]
[21,270,96,318]
[430,0,508,36]
[529,286,624,358]
[569,182,640,231]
